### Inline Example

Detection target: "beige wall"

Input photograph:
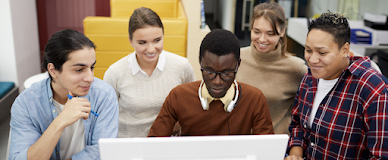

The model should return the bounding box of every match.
[181,0,211,80]
[0,0,41,92]
[0,0,17,85]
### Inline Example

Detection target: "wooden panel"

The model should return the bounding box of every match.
[36,0,48,55]
[95,0,110,16]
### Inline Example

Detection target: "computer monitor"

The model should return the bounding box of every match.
[99,134,289,160]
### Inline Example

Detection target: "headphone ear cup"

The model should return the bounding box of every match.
[198,80,208,110]
[200,98,207,110]
[226,81,239,112]
[226,101,236,112]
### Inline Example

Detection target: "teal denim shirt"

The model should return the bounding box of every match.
[8,77,119,160]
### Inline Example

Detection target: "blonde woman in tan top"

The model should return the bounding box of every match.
[236,2,307,134]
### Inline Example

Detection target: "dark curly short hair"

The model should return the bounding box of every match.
[199,29,240,62]
[308,11,350,49]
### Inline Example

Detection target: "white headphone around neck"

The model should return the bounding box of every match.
[198,80,240,112]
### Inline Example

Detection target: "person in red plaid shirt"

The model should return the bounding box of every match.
[285,11,388,160]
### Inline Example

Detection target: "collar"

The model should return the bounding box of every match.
[128,51,166,75]
[201,82,235,111]
[250,42,283,62]
[347,56,373,76]
[45,77,54,104]
[47,78,87,103]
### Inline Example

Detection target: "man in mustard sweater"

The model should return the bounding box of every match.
[148,29,274,136]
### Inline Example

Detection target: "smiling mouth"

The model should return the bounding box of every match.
[258,43,268,47]
[256,42,268,49]
[145,53,156,57]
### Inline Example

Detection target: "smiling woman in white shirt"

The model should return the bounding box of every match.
[103,7,195,138]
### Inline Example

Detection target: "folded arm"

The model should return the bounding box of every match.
[365,92,388,159]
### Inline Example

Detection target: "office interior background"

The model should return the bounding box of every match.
[1,0,388,159]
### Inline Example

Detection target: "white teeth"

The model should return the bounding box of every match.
[258,43,268,47]
[146,53,156,57]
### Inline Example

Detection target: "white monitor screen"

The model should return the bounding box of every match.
[99,134,289,160]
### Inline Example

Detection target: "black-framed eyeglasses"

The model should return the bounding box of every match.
[201,63,238,81]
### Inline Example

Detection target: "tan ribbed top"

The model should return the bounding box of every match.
[236,43,307,134]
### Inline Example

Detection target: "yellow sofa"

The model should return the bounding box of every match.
[83,0,187,79]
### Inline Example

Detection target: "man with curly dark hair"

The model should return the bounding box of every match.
[148,29,274,136]
[286,11,388,160]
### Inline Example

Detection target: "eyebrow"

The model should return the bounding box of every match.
[252,27,274,32]
[136,36,162,42]
[305,45,326,50]
[72,61,96,67]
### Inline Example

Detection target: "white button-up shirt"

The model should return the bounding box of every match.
[128,51,166,78]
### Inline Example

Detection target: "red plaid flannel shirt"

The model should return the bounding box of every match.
[288,56,388,160]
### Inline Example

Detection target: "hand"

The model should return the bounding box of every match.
[285,146,304,160]
[57,92,91,127]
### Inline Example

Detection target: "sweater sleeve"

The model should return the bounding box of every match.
[148,87,179,137]
[183,59,196,83]
[362,75,388,159]
[103,66,120,98]
[287,76,307,151]
[298,63,308,79]
[252,91,274,134]
[8,94,42,160]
